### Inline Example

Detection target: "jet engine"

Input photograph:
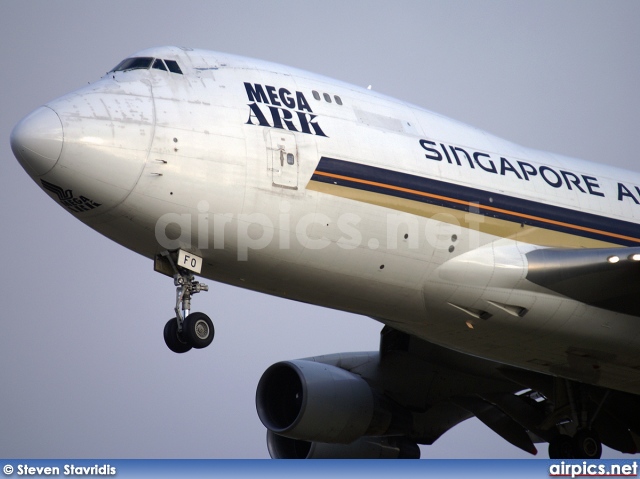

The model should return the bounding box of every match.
[256,358,417,458]
[266,430,420,459]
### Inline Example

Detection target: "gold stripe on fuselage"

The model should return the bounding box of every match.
[307,179,618,249]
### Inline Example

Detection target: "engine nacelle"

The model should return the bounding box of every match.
[266,430,420,459]
[256,359,392,444]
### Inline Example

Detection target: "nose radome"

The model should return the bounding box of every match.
[11,106,63,177]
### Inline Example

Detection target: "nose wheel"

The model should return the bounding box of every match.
[156,250,214,353]
[183,312,214,349]
[163,316,192,353]
[164,312,215,353]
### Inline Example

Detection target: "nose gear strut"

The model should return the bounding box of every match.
[156,250,214,353]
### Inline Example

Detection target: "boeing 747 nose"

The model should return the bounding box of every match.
[10,106,63,178]
[11,73,156,219]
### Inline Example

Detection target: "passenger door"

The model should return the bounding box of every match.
[268,130,298,189]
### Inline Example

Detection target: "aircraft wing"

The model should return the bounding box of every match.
[256,326,640,458]
[526,247,640,317]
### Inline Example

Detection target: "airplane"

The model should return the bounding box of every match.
[10,46,640,459]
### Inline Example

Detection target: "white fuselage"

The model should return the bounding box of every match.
[13,46,640,395]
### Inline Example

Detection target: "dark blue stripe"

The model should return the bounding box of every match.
[312,157,640,246]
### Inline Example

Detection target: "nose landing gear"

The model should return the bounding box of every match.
[156,250,214,354]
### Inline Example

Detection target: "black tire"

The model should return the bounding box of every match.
[183,312,214,349]
[164,318,192,353]
[572,430,602,459]
[548,434,574,459]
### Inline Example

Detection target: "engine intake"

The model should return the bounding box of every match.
[256,360,394,444]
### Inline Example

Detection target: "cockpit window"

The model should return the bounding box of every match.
[152,59,168,71]
[110,57,154,72]
[164,60,183,75]
[110,57,184,75]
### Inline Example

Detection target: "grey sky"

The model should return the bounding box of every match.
[1,1,639,459]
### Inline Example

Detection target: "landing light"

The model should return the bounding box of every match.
[607,255,620,264]
[629,254,640,261]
